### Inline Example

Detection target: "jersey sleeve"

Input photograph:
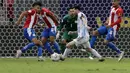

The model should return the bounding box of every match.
[42,8,54,16]
[111,8,123,27]
[27,9,36,15]
[57,16,67,31]
[116,8,123,17]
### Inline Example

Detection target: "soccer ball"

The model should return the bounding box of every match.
[51,53,60,61]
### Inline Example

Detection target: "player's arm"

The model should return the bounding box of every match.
[56,20,64,39]
[68,31,77,35]
[104,17,109,25]
[46,12,59,25]
[81,14,91,30]
[16,11,28,25]
[56,17,67,39]
[58,20,64,31]
[110,9,123,27]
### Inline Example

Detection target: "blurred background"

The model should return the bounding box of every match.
[0,0,130,58]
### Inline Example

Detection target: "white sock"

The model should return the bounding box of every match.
[63,48,71,58]
[91,49,102,59]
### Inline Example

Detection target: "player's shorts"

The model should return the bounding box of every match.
[41,27,56,38]
[62,31,77,42]
[105,28,115,41]
[23,28,36,42]
[97,25,108,35]
[97,25,116,41]
[73,36,91,48]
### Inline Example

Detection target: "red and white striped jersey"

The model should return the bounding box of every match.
[40,8,58,28]
[108,6,123,31]
[24,9,38,28]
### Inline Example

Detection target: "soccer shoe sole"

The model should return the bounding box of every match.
[16,50,22,59]
[118,51,124,62]
[98,58,105,62]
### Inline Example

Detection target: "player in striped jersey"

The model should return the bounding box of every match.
[90,0,124,62]
[15,2,44,61]
[63,6,104,62]
[38,8,64,60]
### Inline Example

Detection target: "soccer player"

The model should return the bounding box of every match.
[63,6,104,62]
[39,7,64,60]
[15,2,44,61]
[57,7,93,60]
[90,0,124,61]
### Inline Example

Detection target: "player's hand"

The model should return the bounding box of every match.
[68,31,73,35]
[87,26,92,30]
[56,31,60,39]
[61,28,65,32]
[104,22,108,25]
[106,25,111,28]
[15,21,20,26]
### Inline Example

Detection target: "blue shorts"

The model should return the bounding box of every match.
[23,28,36,42]
[97,26,115,41]
[97,26,108,35]
[41,27,56,38]
[106,28,115,41]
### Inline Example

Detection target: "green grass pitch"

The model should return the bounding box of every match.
[0,58,129,73]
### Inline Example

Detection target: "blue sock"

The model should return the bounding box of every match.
[38,46,42,56]
[52,42,61,54]
[21,43,35,52]
[107,42,121,54]
[90,36,97,48]
[44,42,54,54]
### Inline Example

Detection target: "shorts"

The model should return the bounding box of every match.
[41,27,56,38]
[73,36,91,49]
[97,25,108,35]
[105,28,115,41]
[97,25,116,41]
[23,28,36,42]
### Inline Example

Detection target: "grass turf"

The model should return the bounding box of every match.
[0,58,129,73]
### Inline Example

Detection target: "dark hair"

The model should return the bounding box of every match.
[113,0,120,1]
[68,6,74,11]
[74,5,81,10]
[32,1,42,7]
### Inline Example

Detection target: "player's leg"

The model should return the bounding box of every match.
[41,29,54,54]
[60,31,71,53]
[104,28,124,62]
[49,28,65,61]
[50,36,61,54]
[49,28,62,54]
[37,46,43,61]
[70,33,93,60]
[63,39,76,58]
[83,41,104,62]
[16,29,43,59]
[80,48,94,60]
[29,30,44,61]
[90,26,108,48]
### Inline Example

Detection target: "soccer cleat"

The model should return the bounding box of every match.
[118,51,124,62]
[59,54,65,61]
[16,50,22,58]
[38,56,44,61]
[60,57,65,61]
[88,56,94,60]
[98,58,105,62]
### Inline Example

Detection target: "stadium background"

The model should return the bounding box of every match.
[0,0,130,58]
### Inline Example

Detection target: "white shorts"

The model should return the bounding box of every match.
[73,36,91,48]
